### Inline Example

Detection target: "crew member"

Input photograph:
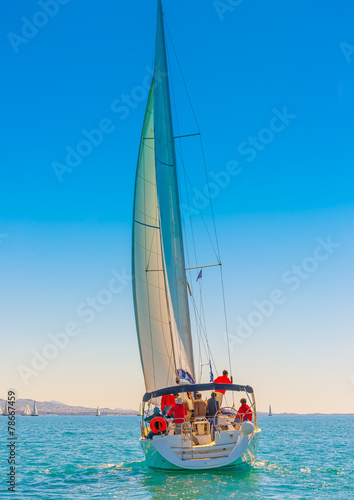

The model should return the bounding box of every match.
[144,407,165,439]
[213,369,232,407]
[194,393,207,418]
[161,393,178,416]
[236,398,252,422]
[207,392,220,436]
[167,397,187,434]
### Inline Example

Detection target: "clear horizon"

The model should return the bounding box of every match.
[1,0,353,414]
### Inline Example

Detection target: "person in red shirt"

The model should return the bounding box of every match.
[236,398,252,422]
[213,370,232,407]
[167,397,187,434]
[161,393,178,415]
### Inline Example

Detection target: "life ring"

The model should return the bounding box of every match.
[150,417,167,434]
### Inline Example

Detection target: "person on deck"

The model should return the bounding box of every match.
[194,393,207,418]
[161,393,178,416]
[182,392,193,421]
[213,370,232,407]
[167,397,187,434]
[144,407,165,440]
[207,392,220,436]
[236,398,252,422]
[207,392,219,418]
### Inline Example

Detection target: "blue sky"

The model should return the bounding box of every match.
[1,0,353,412]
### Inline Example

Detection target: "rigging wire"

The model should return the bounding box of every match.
[164,13,233,388]
[167,37,202,382]
[173,132,218,380]
[166,20,215,384]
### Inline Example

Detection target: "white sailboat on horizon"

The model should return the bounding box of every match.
[269,404,272,416]
[96,406,100,416]
[3,401,9,416]
[132,0,261,471]
[23,403,31,416]
[31,401,38,416]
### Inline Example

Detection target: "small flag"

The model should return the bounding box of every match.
[196,269,202,281]
[209,360,214,382]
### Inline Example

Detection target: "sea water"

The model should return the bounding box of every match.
[0,415,353,499]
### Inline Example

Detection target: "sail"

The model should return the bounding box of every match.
[132,1,195,393]
[153,0,195,382]
[132,81,177,393]
[32,401,38,416]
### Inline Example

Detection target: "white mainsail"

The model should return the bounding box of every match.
[3,401,9,416]
[32,401,38,416]
[133,81,177,392]
[96,406,100,416]
[132,0,195,393]
[23,403,31,416]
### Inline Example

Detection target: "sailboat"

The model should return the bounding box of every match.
[132,1,261,470]
[22,403,31,416]
[3,401,9,416]
[269,404,272,416]
[96,406,101,416]
[31,401,38,416]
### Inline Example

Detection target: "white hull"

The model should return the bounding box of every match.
[140,428,261,470]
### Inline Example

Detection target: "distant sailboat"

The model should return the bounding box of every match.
[23,403,31,416]
[3,401,9,416]
[0,405,3,416]
[269,405,272,416]
[31,401,38,416]
[96,406,100,416]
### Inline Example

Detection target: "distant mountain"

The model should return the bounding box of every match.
[0,399,138,416]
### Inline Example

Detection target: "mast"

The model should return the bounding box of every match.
[154,0,195,382]
[132,0,195,393]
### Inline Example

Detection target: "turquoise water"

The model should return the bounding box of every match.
[0,415,353,499]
